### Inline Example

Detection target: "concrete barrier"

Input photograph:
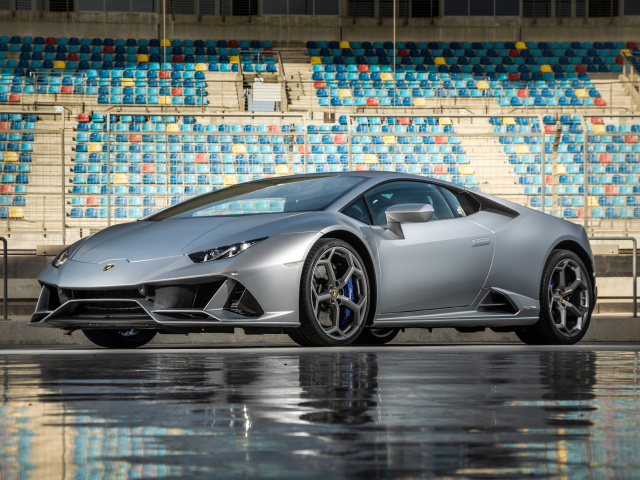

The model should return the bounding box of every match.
[0,314,637,346]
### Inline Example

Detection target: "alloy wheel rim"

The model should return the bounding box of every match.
[548,258,590,337]
[310,246,368,341]
[119,328,140,337]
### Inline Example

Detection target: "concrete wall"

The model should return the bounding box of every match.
[1,11,639,47]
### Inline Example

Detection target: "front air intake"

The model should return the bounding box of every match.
[224,283,264,317]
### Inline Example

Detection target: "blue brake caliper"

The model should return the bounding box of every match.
[340,278,354,325]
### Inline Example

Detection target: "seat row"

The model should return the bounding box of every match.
[307,41,637,51]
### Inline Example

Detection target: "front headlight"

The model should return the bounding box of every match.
[52,247,69,268]
[188,237,267,263]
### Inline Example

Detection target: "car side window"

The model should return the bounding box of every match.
[342,197,372,225]
[437,186,480,217]
[364,181,455,226]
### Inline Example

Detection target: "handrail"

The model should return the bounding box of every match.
[0,236,6,321]
[590,236,637,318]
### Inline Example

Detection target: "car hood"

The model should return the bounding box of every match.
[70,213,306,264]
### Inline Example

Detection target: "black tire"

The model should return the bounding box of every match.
[287,238,370,347]
[83,329,157,348]
[354,328,400,345]
[516,249,593,346]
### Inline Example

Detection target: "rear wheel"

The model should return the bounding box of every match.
[516,249,592,345]
[354,328,400,345]
[288,239,370,347]
[83,329,157,348]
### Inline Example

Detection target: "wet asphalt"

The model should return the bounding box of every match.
[1,343,640,479]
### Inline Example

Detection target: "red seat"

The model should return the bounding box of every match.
[334,135,347,144]
[103,46,114,54]
[8,93,20,102]
[172,55,184,63]
[358,64,369,73]
[435,136,447,144]
[434,165,447,174]
[142,164,155,173]
[398,49,409,57]
[574,65,586,73]
[599,154,612,163]
[625,136,639,144]
[615,56,623,65]
[86,196,99,206]
[0,121,9,130]
[509,49,520,57]
[297,145,310,154]
[129,134,141,142]
[626,41,637,49]
[196,154,207,163]
[544,124,556,133]
[594,97,606,106]
[228,40,239,48]
[159,70,169,79]
[398,117,411,125]
[60,86,72,94]
[517,89,529,98]
[605,185,618,194]
[268,124,280,132]
[0,185,13,193]
[546,174,553,184]
[508,72,519,81]
[591,117,603,124]
[170,87,183,96]
[314,81,326,89]
[67,53,78,61]
[366,97,378,106]
[45,37,56,45]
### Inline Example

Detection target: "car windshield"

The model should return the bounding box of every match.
[147,175,366,220]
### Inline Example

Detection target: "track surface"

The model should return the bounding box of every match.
[1,343,639,479]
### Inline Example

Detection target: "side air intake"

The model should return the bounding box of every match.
[477,289,519,315]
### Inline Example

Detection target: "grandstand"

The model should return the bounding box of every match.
[0,0,636,250]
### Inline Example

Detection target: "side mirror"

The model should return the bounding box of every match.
[385,203,434,239]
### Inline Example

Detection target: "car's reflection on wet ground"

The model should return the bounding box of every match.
[1,344,639,479]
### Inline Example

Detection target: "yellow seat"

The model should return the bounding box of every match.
[460,165,474,175]
[4,152,17,162]
[439,117,452,125]
[593,124,606,134]
[515,145,529,154]
[557,165,567,175]
[476,81,489,90]
[339,89,352,98]
[158,96,170,104]
[114,173,128,184]
[515,41,527,50]
[381,72,393,81]
[588,196,600,207]
[541,64,552,73]
[503,117,516,125]
[223,175,237,185]
[54,61,65,69]
[196,63,207,71]
[435,57,445,65]
[621,49,631,57]
[276,165,289,175]
[167,123,179,132]
[122,80,134,87]
[339,41,350,49]
[575,89,587,98]
[414,97,427,106]
[383,136,396,144]
[88,143,101,153]
[9,207,24,219]
[233,145,246,154]
[161,39,171,47]
[310,56,321,64]
[230,56,239,64]
[365,154,377,164]
[137,54,149,62]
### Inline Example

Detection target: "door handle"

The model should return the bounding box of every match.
[471,237,491,247]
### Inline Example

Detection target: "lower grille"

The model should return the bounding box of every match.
[75,301,147,316]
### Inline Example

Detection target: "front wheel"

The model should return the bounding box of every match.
[288,238,370,347]
[516,249,593,345]
[353,328,400,345]
[83,329,157,348]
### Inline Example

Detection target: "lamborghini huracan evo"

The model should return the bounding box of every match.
[31,172,596,348]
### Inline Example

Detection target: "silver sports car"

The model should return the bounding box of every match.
[31,172,596,348]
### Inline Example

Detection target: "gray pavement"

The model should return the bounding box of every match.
[1,343,640,478]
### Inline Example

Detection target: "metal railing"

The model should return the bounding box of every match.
[0,236,6,321]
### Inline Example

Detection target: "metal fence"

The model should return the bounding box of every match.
[2,110,640,249]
